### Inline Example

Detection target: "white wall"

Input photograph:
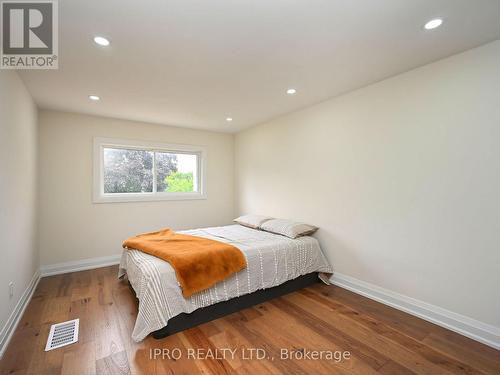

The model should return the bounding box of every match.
[235,40,500,329]
[0,72,39,343]
[38,111,234,266]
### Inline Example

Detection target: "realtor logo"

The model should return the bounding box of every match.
[1,0,58,69]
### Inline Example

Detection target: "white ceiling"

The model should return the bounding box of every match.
[19,0,500,133]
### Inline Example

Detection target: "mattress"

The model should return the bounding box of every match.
[118,224,333,341]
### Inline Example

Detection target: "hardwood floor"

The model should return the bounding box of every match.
[1,265,499,374]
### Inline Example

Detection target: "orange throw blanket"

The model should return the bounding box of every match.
[122,228,246,297]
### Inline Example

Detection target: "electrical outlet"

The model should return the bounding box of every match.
[9,282,14,298]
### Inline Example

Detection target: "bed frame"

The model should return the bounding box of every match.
[151,272,320,339]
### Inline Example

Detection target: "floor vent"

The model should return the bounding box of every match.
[45,319,79,351]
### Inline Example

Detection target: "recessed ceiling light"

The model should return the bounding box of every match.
[226,117,233,122]
[88,95,100,101]
[93,36,110,46]
[424,19,443,30]
[286,88,297,95]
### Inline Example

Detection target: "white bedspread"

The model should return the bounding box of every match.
[118,224,333,342]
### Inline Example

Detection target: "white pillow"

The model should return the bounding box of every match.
[234,214,273,229]
[260,218,318,239]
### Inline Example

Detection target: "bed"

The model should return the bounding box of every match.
[118,224,333,342]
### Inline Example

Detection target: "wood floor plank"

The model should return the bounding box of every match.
[124,338,158,375]
[378,360,418,375]
[180,327,237,374]
[208,323,268,373]
[61,342,96,375]
[93,303,127,361]
[0,327,39,375]
[422,333,500,375]
[210,313,283,374]
[238,310,335,374]
[270,297,390,371]
[1,266,498,375]
[96,350,131,375]
[244,303,379,375]
[196,321,222,338]
[313,284,500,369]
[69,297,95,345]
[283,292,461,375]
[297,288,485,375]
[424,329,500,364]
[17,294,46,330]
[25,323,64,375]
[154,332,203,375]
[313,284,434,341]
[224,311,319,375]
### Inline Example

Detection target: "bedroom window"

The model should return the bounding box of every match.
[93,137,206,203]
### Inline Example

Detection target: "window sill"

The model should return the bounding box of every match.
[92,192,207,204]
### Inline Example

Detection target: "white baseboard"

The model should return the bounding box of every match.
[331,272,500,350]
[40,254,122,277]
[0,270,41,359]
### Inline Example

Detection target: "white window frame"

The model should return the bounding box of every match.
[93,137,207,203]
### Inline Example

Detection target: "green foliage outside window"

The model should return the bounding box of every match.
[165,172,194,192]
